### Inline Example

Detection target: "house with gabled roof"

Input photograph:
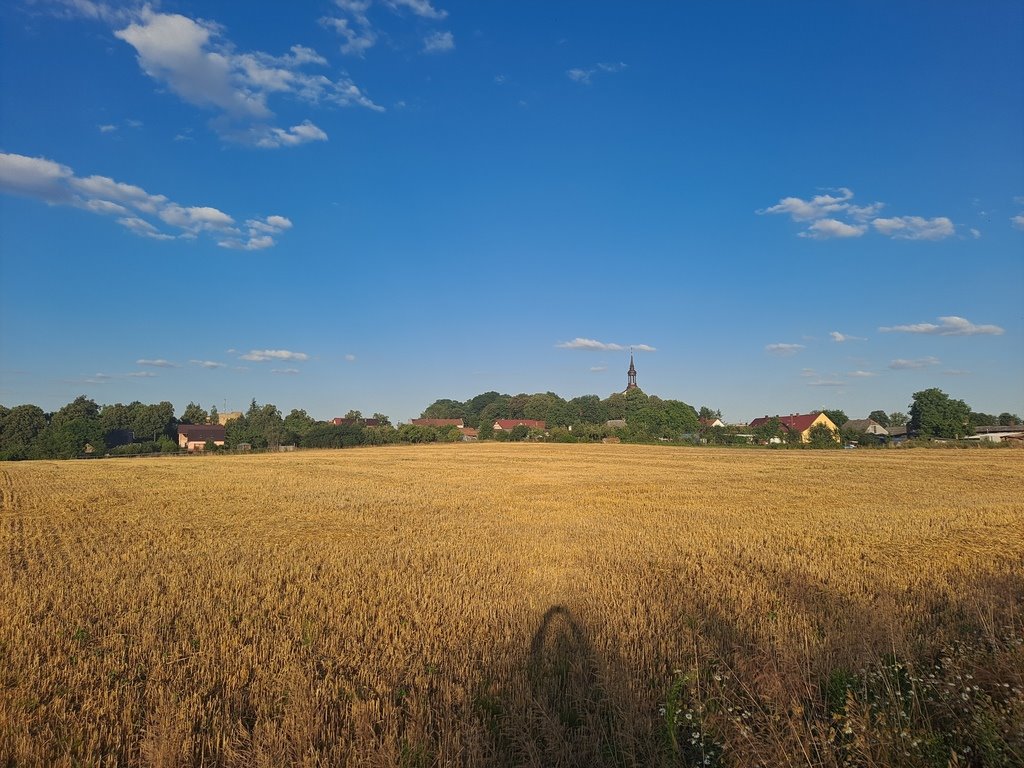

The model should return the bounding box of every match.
[411,418,464,428]
[844,418,888,436]
[493,419,546,431]
[177,424,226,451]
[748,411,839,443]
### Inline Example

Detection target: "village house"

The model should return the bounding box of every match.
[177,424,226,451]
[411,418,464,428]
[493,419,546,431]
[331,417,380,427]
[699,417,726,428]
[748,412,840,443]
[844,418,889,436]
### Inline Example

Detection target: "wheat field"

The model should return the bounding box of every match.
[1,444,1021,767]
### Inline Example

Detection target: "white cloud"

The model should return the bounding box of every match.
[126,371,157,378]
[589,366,607,372]
[190,359,227,369]
[0,151,292,249]
[423,30,454,53]
[387,0,448,19]
[942,369,970,376]
[98,123,117,133]
[250,121,329,149]
[830,331,865,342]
[969,228,981,239]
[1012,214,1024,230]
[136,359,178,368]
[808,379,844,387]
[799,368,817,378]
[557,338,624,351]
[759,187,954,242]
[758,188,854,221]
[320,15,377,57]
[239,349,309,362]
[345,354,357,362]
[632,344,656,352]
[847,370,877,378]
[271,368,300,375]
[567,62,627,84]
[879,315,1004,336]
[872,216,955,240]
[799,218,866,239]
[889,357,940,370]
[765,343,804,356]
[113,9,381,146]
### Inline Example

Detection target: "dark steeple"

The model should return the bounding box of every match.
[625,351,638,391]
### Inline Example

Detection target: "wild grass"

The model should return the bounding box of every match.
[0,445,1021,767]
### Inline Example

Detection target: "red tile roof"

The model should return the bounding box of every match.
[411,418,464,427]
[748,412,823,433]
[494,419,546,430]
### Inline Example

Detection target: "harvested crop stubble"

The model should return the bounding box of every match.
[1,445,1022,767]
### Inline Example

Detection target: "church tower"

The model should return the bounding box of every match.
[625,351,638,391]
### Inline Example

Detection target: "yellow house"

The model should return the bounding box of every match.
[748,411,840,443]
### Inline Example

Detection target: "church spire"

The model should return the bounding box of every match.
[625,350,638,391]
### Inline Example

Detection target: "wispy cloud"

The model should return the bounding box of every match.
[889,356,941,370]
[808,379,844,387]
[758,187,955,241]
[567,61,627,85]
[765,343,804,356]
[872,216,954,240]
[879,315,1004,336]
[0,151,291,249]
[271,368,300,375]
[556,337,655,352]
[942,369,970,376]
[830,331,866,342]
[344,354,357,362]
[126,370,157,378]
[1012,213,1024,230]
[190,359,227,369]
[589,366,607,372]
[422,30,454,53]
[847,370,877,378]
[136,358,178,368]
[239,349,309,362]
[112,8,381,146]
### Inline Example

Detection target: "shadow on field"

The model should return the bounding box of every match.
[484,605,643,768]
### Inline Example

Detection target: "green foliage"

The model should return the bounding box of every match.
[808,422,840,448]
[508,424,529,441]
[371,412,392,427]
[209,404,219,424]
[998,412,1021,426]
[868,410,890,427]
[476,421,493,440]
[181,402,209,424]
[822,409,848,428]
[909,388,971,439]
[888,411,908,427]
[0,404,47,459]
[753,417,783,444]
[420,399,464,420]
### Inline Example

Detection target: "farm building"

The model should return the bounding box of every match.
[177,424,226,451]
[493,419,546,431]
[844,419,889,436]
[748,412,840,443]
[331,417,381,427]
[411,418,464,428]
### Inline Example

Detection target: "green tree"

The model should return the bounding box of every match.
[283,409,315,442]
[51,395,100,428]
[509,424,529,441]
[998,412,1021,426]
[567,395,606,425]
[868,410,890,427]
[344,409,362,420]
[753,417,783,444]
[822,409,848,428]
[888,411,908,427]
[421,399,464,420]
[181,402,208,424]
[698,406,722,422]
[371,412,392,427]
[808,422,840,448]
[0,404,47,459]
[477,421,494,440]
[909,388,971,439]
[209,404,219,424]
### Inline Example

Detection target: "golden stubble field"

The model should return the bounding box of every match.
[1,444,1022,767]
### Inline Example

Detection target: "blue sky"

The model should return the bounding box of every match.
[1,1,1022,423]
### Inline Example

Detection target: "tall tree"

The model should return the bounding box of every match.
[181,402,208,424]
[371,412,392,427]
[888,411,909,427]
[868,410,890,427]
[0,404,47,457]
[822,409,848,427]
[998,412,1021,426]
[909,388,971,438]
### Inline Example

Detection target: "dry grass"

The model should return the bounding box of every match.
[1,444,1021,767]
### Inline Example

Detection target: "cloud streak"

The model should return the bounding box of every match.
[0,151,291,249]
[879,315,1004,336]
[765,343,804,356]
[556,337,655,352]
[889,356,941,370]
[567,62,627,85]
[238,349,309,362]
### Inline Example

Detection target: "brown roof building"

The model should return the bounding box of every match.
[177,424,226,451]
